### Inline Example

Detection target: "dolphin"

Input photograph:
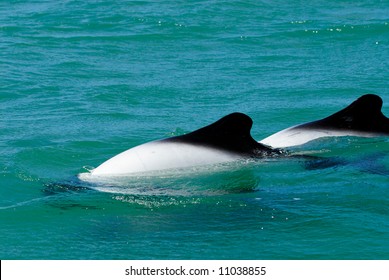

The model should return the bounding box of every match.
[81,94,389,178]
[86,112,283,177]
[260,94,389,148]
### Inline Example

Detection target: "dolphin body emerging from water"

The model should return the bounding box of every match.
[81,94,389,178]
[86,112,283,177]
[261,94,389,148]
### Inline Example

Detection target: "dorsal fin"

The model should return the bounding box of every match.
[166,112,276,155]
[300,94,389,133]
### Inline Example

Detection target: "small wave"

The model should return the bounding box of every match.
[0,196,53,210]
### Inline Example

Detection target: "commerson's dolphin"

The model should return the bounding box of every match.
[85,112,284,177]
[80,94,389,178]
[260,94,389,148]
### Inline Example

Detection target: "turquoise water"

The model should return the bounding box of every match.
[1,0,389,259]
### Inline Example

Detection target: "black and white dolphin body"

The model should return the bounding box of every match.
[85,112,283,177]
[81,94,389,178]
[261,94,389,148]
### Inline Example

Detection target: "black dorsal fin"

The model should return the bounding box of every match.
[166,112,276,155]
[300,94,389,133]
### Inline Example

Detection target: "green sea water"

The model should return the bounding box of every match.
[1,0,389,259]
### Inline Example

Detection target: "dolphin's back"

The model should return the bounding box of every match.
[90,113,279,176]
[260,94,389,148]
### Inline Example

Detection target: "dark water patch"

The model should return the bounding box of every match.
[42,178,92,196]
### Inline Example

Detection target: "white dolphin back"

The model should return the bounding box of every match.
[259,126,374,148]
[91,141,240,176]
